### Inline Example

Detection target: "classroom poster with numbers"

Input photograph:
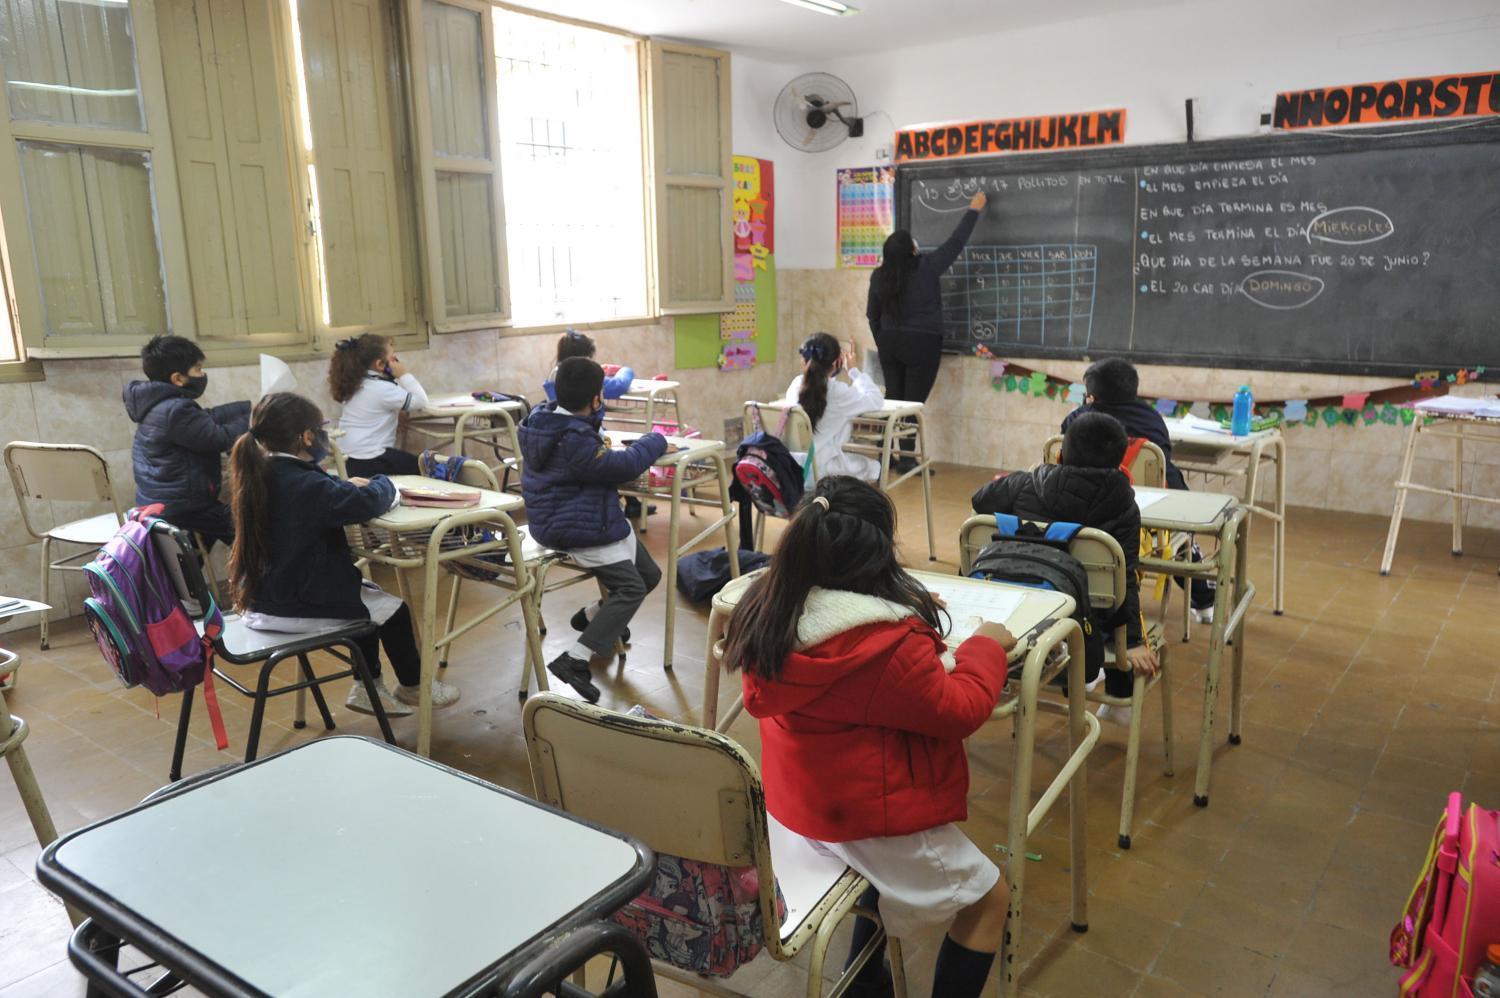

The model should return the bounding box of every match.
[837,166,896,268]
[674,155,778,371]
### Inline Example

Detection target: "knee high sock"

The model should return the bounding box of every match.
[932,935,995,998]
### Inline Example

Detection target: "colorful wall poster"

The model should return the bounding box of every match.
[674,155,778,371]
[836,166,895,269]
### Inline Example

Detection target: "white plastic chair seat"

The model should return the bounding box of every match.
[767,815,860,944]
[49,512,121,546]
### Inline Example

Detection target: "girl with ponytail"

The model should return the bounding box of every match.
[327,332,428,478]
[723,476,1015,998]
[784,332,884,482]
[228,392,460,718]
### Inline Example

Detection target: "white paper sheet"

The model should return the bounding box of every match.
[1136,491,1170,512]
[1414,395,1500,417]
[925,579,1026,646]
[260,354,296,398]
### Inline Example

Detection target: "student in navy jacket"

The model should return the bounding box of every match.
[519,358,665,703]
[124,335,251,548]
[225,392,460,718]
[867,191,987,471]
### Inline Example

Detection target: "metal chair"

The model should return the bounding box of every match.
[523,694,907,998]
[959,514,1174,848]
[739,402,816,549]
[148,520,395,781]
[4,442,126,650]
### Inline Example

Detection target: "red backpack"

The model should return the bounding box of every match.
[1391,792,1500,996]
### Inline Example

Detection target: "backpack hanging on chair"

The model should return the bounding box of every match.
[733,405,810,519]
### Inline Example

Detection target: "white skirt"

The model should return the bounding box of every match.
[794,822,1001,939]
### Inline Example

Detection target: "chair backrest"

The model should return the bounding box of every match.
[743,402,816,468]
[449,458,500,491]
[1041,433,1167,488]
[522,694,782,937]
[4,441,123,538]
[148,519,217,621]
[957,513,1127,614]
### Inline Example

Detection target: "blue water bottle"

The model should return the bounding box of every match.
[1231,385,1253,437]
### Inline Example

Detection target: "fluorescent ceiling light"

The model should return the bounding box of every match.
[774,0,859,16]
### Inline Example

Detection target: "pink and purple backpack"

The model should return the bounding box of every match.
[82,509,228,750]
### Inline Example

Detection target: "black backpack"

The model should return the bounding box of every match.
[969,513,1103,680]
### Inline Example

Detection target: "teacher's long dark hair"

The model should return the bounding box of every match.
[227,393,324,611]
[871,230,919,319]
[722,476,946,681]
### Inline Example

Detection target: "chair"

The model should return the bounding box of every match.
[148,520,395,781]
[739,402,816,550]
[1043,433,1195,641]
[4,443,126,650]
[959,514,1173,848]
[522,694,906,998]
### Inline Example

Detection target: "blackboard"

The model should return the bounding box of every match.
[895,120,1500,375]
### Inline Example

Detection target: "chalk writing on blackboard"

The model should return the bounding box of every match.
[939,244,1099,347]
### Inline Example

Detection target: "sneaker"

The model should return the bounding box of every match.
[346,678,414,717]
[570,606,629,645]
[394,679,462,709]
[1096,703,1133,726]
[1192,606,1216,625]
[547,652,601,704]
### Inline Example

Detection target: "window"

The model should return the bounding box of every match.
[494,7,648,327]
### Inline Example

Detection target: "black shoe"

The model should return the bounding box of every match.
[547,652,600,703]
[570,607,628,645]
[890,457,918,475]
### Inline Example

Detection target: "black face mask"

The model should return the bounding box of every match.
[182,373,208,399]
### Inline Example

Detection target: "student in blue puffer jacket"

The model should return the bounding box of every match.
[519,357,666,703]
[123,335,251,548]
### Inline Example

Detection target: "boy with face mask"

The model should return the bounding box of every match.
[518,357,667,702]
[124,334,252,549]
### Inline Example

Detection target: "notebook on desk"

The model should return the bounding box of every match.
[399,487,481,508]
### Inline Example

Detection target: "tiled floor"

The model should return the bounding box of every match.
[2,464,1497,997]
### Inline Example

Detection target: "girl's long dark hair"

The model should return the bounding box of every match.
[328,333,390,403]
[722,476,946,680]
[871,229,918,320]
[796,332,840,429]
[228,393,324,611]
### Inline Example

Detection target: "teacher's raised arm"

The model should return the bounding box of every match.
[867,191,988,473]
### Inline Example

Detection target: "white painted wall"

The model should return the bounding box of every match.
[733,0,1500,268]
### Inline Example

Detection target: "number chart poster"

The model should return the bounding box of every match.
[675,155,778,371]
[836,166,895,268]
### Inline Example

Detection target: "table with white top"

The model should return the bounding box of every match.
[1135,486,1255,807]
[613,433,740,670]
[407,393,530,485]
[38,737,655,998]
[703,569,1096,996]
[352,476,545,756]
[604,378,683,434]
[1380,405,1500,576]
[1163,416,1285,615]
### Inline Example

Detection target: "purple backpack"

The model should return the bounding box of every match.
[83,509,228,749]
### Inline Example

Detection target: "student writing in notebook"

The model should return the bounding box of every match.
[227,393,460,718]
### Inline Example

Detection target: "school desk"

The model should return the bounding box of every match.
[353,476,544,757]
[1162,417,1286,615]
[1135,486,1255,807]
[38,737,655,998]
[603,378,683,434]
[407,393,530,484]
[746,396,938,560]
[704,570,1097,997]
[613,433,740,669]
[1380,408,1500,576]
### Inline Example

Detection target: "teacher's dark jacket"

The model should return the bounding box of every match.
[866,207,979,339]
[249,456,395,621]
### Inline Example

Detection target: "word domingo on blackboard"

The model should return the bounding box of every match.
[1274,71,1499,129]
[894,110,1125,163]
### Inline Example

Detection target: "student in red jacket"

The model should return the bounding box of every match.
[722,476,1015,998]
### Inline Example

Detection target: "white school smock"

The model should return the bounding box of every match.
[337,372,429,459]
[785,368,884,482]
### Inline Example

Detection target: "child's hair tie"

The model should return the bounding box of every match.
[811,496,830,511]
[798,342,820,361]
[335,337,358,351]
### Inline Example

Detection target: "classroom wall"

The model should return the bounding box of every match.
[738,0,1500,527]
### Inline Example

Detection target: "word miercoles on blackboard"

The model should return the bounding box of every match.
[1274,71,1499,130]
[895,110,1126,163]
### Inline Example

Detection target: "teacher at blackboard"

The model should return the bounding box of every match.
[867,191,986,472]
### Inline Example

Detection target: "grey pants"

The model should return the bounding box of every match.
[579,541,662,657]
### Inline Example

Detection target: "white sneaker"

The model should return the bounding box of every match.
[1085,671,1106,693]
[346,678,414,717]
[1192,606,1216,625]
[1097,703,1133,726]
[395,680,462,709]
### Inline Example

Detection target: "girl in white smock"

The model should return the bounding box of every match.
[784,332,884,482]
